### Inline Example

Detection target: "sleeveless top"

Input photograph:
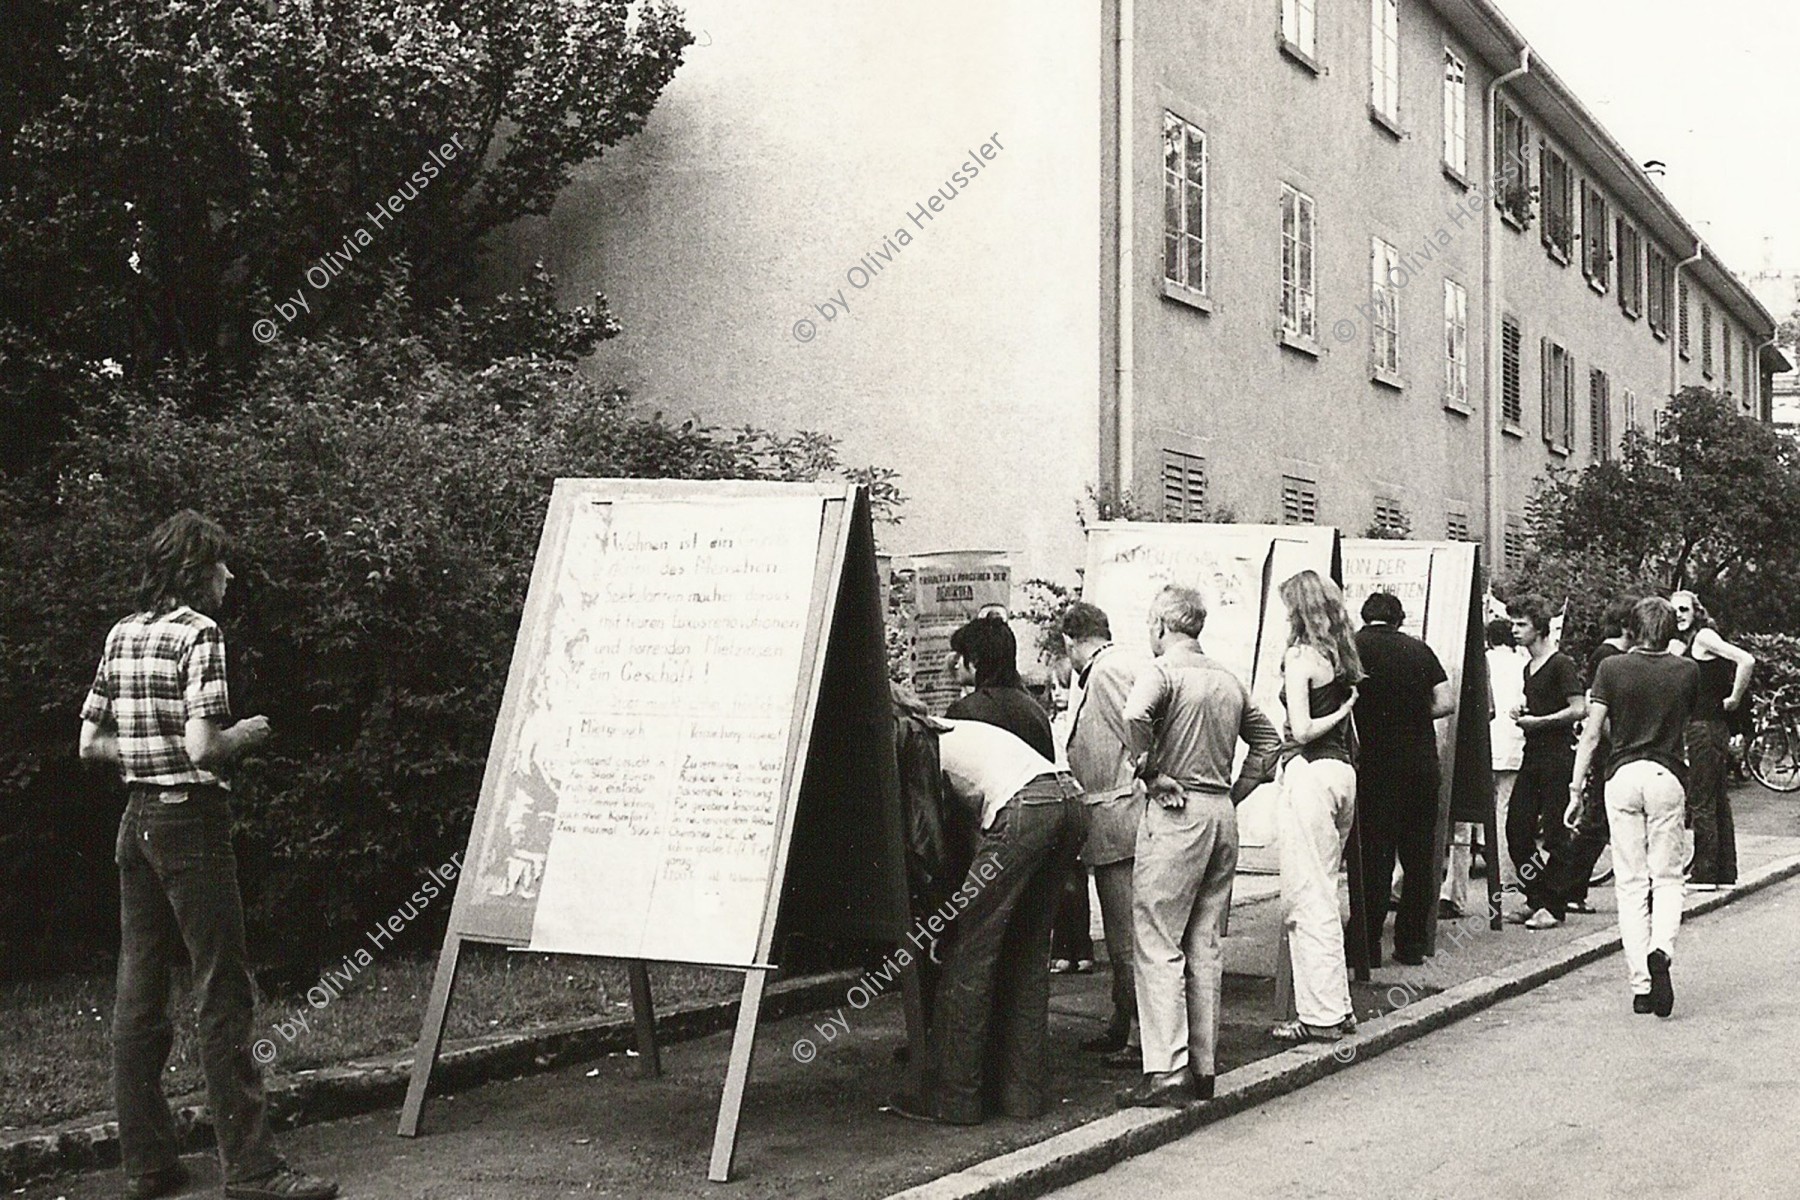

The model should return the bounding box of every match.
[1683,637,1734,723]
[1279,675,1355,765]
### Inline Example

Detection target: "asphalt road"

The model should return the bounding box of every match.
[1048,874,1800,1200]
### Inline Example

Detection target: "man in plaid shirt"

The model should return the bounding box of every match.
[80,511,336,1200]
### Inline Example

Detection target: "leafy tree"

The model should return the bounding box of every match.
[0,302,896,975]
[1507,387,1800,648]
[0,0,692,466]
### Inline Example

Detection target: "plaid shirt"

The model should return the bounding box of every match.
[80,607,233,788]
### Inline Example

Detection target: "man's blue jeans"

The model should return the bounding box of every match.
[114,785,281,1184]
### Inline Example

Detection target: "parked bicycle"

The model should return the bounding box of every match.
[1745,687,1800,793]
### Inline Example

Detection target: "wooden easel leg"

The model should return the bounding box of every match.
[398,933,465,1137]
[1345,812,1371,981]
[627,959,661,1079]
[898,950,927,1099]
[1485,809,1503,931]
[708,968,767,1183]
[1274,924,1296,1022]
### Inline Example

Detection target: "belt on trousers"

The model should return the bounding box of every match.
[1012,771,1084,805]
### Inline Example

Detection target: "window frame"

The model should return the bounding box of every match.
[1494,102,1532,226]
[1443,278,1469,410]
[1540,145,1574,262]
[1701,299,1714,378]
[1616,219,1642,319]
[1370,0,1401,127]
[1581,181,1611,292]
[1679,279,1692,360]
[1541,337,1575,454]
[1280,183,1318,343]
[1281,0,1318,63]
[1646,244,1670,337]
[1442,49,1468,177]
[1589,367,1612,462]
[1162,110,1209,296]
[1371,236,1402,382]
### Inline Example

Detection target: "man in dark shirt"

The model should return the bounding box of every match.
[1570,596,1698,1017]
[944,616,1055,757]
[1349,592,1454,967]
[1515,595,1636,928]
[1504,597,1587,897]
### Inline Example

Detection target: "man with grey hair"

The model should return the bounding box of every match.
[1116,585,1281,1106]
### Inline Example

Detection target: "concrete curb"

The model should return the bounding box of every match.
[0,967,862,1192]
[886,851,1800,1200]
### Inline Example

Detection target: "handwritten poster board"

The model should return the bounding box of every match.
[1341,539,1491,955]
[880,550,1011,712]
[407,481,918,1180]
[1080,523,1340,851]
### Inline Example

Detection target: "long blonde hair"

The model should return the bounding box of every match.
[1279,570,1363,681]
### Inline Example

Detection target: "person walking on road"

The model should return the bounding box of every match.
[1268,571,1361,1044]
[1670,591,1754,891]
[1116,586,1281,1107]
[1059,601,1152,1058]
[1350,592,1454,967]
[1570,596,1699,1016]
[1512,596,1636,929]
[1485,618,1529,890]
[78,511,338,1200]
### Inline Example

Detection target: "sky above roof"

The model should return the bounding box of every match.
[1494,0,1798,285]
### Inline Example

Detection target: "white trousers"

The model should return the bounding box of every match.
[1605,761,1687,994]
[1440,822,1475,908]
[1277,757,1356,1027]
[1492,771,1519,888]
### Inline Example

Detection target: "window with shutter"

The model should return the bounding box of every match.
[1701,301,1714,377]
[1160,449,1208,521]
[1581,182,1610,289]
[1624,388,1637,434]
[1445,510,1471,542]
[1616,220,1641,318]
[1589,369,1611,461]
[1281,476,1319,525]
[1501,315,1523,427]
[1504,514,1526,572]
[1647,245,1669,336]
[1494,104,1530,225]
[1679,281,1691,358]
[1373,496,1409,537]
[1723,325,1733,393]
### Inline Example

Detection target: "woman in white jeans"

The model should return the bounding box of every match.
[1269,571,1362,1043]
[1569,596,1699,1017]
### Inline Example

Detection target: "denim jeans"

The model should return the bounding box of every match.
[114,786,281,1184]
[929,776,1088,1123]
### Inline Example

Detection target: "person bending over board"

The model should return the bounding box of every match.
[889,718,1088,1124]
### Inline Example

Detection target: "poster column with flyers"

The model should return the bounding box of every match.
[880,551,1011,712]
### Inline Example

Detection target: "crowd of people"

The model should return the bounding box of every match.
[888,574,1758,1122]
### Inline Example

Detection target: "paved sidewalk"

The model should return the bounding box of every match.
[19,782,1797,1199]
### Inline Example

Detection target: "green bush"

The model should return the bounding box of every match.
[0,330,892,976]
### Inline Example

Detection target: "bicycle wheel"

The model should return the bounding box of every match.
[1588,845,1613,887]
[1748,724,1800,792]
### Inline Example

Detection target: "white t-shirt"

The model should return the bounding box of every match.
[937,718,1060,829]
[1487,644,1528,771]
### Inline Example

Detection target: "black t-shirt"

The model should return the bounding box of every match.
[1592,651,1700,784]
[1522,650,1583,761]
[1584,642,1626,759]
[944,686,1055,759]
[1352,625,1447,757]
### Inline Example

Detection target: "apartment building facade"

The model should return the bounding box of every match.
[1108,0,1783,573]
[513,0,1781,581]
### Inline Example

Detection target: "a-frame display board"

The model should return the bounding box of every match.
[397,480,916,1183]
[1340,540,1496,959]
